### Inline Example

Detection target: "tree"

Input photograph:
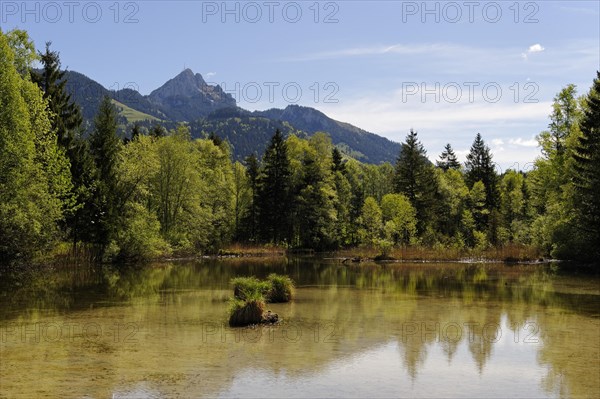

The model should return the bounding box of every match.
[393,129,438,234]
[296,146,337,249]
[332,147,346,174]
[499,170,531,244]
[31,42,83,149]
[5,29,37,76]
[131,122,142,141]
[232,161,251,240]
[528,85,584,257]
[257,129,293,244]
[539,84,581,158]
[465,133,498,210]
[360,197,382,245]
[0,31,70,262]
[436,168,469,240]
[469,181,489,233]
[572,71,600,259]
[88,96,122,252]
[150,124,167,138]
[437,143,461,171]
[114,134,168,260]
[29,42,94,246]
[381,194,417,245]
[241,153,260,241]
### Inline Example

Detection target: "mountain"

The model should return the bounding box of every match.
[256,105,400,164]
[184,108,306,161]
[62,69,401,164]
[148,69,236,121]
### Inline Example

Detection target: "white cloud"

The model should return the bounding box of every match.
[205,72,217,78]
[522,43,545,59]
[492,139,504,146]
[528,44,545,53]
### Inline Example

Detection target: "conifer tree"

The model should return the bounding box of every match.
[465,133,498,210]
[393,129,438,234]
[88,96,122,251]
[31,42,83,149]
[257,130,292,244]
[437,143,461,171]
[332,147,346,173]
[573,71,600,258]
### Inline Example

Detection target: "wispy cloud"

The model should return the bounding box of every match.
[282,43,482,62]
[509,137,538,147]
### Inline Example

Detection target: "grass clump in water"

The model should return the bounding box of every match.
[231,276,270,300]
[265,273,294,303]
[228,290,266,327]
[227,274,294,327]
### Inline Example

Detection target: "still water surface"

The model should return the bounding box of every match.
[0,258,598,398]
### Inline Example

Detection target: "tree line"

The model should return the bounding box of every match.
[1,29,599,264]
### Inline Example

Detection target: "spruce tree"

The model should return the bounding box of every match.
[573,71,600,258]
[31,42,83,149]
[393,129,438,234]
[465,133,498,210]
[332,147,346,174]
[88,96,122,251]
[241,153,260,241]
[296,150,336,249]
[257,130,292,244]
[437,143,461,171]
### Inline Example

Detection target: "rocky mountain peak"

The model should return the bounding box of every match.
[150,68,209,100]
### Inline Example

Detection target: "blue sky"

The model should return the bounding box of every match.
[3,1,599,169]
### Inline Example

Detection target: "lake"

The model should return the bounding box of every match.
[0,258,598,398]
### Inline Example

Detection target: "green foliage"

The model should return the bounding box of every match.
[381,193,417,245]
[0,31,70,262]
[436,168,469,239]
[1,31,597,264]
[5,29,37,76]
[465,133,498,210]
[88,96,123,252]
[257,129,293,244]
[437,143,461,171]
[266,274,295,303]
[231,277,271,300]
[228,298,265,327]
[572,71,600,260]
[294,134,337,249]
[360,197,383,245]
[110,202,170,261]
[393,129,438,234]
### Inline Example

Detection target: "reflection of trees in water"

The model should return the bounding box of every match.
[0,259,597,397]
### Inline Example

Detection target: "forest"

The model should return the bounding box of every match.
[1,29,599,265]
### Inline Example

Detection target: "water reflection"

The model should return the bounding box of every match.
[0,259,598,398]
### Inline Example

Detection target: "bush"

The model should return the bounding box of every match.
[266,273,294,303]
